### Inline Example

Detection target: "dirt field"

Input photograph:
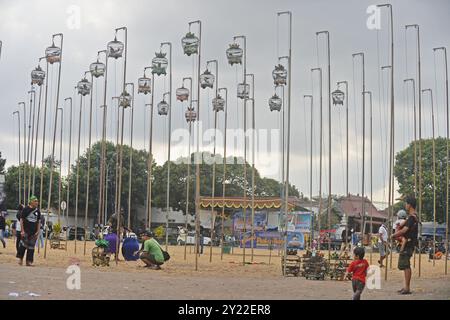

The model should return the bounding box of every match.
[1,238,449,300]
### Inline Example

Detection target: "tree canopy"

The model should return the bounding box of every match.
[394,137,448,223]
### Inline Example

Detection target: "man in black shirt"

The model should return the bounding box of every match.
[391,195,418,295]
[0,212,6,248]
[17,196,41,266]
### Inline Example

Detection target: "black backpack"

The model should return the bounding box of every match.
[162,250,171,261]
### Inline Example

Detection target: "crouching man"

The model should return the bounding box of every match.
[136,230,164,270]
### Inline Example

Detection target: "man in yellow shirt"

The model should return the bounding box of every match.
[137,230,164,270]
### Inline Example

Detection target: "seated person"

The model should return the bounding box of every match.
[136,230,164,270]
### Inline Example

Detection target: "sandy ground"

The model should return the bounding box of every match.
[1,237,449,300]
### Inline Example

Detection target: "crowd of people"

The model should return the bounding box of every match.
[0,193,424,299]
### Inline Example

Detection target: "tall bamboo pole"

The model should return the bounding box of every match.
[97,49,108,227]
[115,27,128,265]
[433,47,448,274]
[279,11,292,276]
[44,33,64,259]
[245,73,255,263]
[74,91,84,254]
[304,94,313,248]
[32,58,46,196]
[27,90,36,199]
[233,35,247,266]
[363,91,373,264]
[19,102,26,204]
[405,23,422,276]
[317,30,331,261]
[377,4,394,281]
[160,42,172,251]
[208,59,219,263]
[126,82,135,230]
[182,77,193,260]
[83,71,94,255]
[13,111,21,205]
[39,61,50,214]
[422,89,437,267]
[146,73,155,229]
[312,68,323,249]
[189,20,202,272]
[353,53,366,244]
[219,88,228,260]
[64,97,73,225]
[57,107,63,227]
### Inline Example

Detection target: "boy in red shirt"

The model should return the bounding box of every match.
[345,247,369,300]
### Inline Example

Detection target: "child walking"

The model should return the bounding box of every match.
[345,247,369,300]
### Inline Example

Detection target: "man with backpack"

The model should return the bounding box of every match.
[391,195,419,295]
[136,230,169,270]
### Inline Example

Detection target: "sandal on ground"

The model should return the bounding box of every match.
[398,289,412,295]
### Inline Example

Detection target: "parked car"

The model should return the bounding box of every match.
[177,231,212,246]
[67,227,95,241]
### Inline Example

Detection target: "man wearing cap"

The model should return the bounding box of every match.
[136,230,164,270]
[17,196,41,266]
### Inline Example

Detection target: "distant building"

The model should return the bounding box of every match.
[334,194,387,233]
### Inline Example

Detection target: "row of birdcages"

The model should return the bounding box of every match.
[30,24,348,119]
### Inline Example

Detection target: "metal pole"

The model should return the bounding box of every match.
[83,71,94,255]
[219,88,228,261]
[278,11,292,276]
[337,81,349,197]
[312,68,323,250]
[317,30,331,261]
[147,73,155,229]
[382,64,394,274]
[115,27,127,264]
[114,96,120,216]
[97,49,108,227]
[161,42,172,251]
[407,78,418,268]
[183,77,193,260]
[245,73,255,263]
[44,33,64,259]
[207,60,219,263]
[422,89,437,267]
[32,86,42,196]
[304,95,313,249]
[39,61,50,213]
[126,82,135,231]
[64,97,73,225]
[363,91,373,264]
[406,23,422,277]
[433,47,448,274]
[233,34,247,266]
[13,111,21,205]
[74,93,83,254]
[19,102,26,204]
[32,58,45,195]
[378,4,394,280]
[189,20,201,272]
[27,90,36,199]
[57,107,63,226]
[353,53,366,243]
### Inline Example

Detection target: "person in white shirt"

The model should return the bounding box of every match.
[378,223,388,267]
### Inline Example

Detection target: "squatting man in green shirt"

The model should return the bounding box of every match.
[134,230,165,270]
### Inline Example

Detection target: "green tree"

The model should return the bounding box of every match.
[394,138,447,223]
[4,162,60,209]
[68,141,152,226]
[152,151,300,214]
[0,151,6,174]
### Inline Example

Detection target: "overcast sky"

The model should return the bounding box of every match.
[1,0,449,209]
